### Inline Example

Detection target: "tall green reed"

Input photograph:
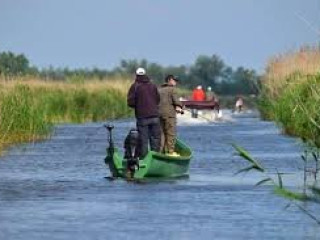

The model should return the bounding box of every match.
[0,84,52,146]
[0,81,133,151]
[259,73,320,147]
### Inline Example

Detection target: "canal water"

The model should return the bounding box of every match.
[0,110,319,239]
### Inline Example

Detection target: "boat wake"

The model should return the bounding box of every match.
[177,109,235,126]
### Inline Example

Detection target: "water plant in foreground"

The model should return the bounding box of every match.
[232,143,320,224]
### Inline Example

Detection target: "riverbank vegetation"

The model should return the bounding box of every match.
[0,77,132,152]
[232,46,320,224]
[0,50,260,152]
[259,46,320,147]
[0,51,260,95]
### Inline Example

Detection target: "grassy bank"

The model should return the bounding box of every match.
[0,77,133,152]
[0,76,259,153]
[259,46,320,146]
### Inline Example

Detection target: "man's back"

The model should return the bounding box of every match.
[127,75,160,119]
[159,84,182,118]
[127,68,161,158]
[192,89,206,101]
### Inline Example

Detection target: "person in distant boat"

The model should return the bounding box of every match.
[206,86,214,101]
[159,75,183,157]
[206,86,221,118]
[235,96,244,113]
[192,85,206,101]
[127,67,161,158]
[191,85,205,118]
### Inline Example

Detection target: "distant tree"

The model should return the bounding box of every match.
[0,51,30,76]
[220,66,233,82]
[232,67,260,95]
[119,59,141,75]
[0,50,260,95]
[188,54,225,88]
[147,63,164,83]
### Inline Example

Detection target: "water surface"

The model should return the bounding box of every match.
[0,110,319,239]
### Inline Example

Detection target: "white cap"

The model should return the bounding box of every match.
[197,85,202,90]
[207,86,212,91]
[136,67,146,76]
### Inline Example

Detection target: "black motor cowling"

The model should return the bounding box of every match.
[124,128,140,178]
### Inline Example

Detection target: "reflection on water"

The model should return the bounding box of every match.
[0,111,319,240]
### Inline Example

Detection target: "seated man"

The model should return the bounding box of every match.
[191,85,205,118]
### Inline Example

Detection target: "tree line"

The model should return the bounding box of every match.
[0,51,260,95]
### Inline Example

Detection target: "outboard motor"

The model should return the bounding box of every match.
[124,128,140,178]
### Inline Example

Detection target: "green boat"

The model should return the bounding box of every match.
[104,125,192,179]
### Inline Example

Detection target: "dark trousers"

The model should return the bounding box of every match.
[136,117,161,158]
[191,109,198,118]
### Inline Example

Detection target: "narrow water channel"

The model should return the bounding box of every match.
[0,110,319,239]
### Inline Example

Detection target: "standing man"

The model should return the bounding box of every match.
[235,96,244,113]
[159,75,183,157]
[127,67,161,158]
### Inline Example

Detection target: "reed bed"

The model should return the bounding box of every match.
[260,46,320,146]
[0,77,133,152]
[263,46,320,100]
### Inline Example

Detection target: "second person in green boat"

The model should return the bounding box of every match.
[159,75,184,157]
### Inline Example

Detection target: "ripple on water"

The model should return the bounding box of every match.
[0,112,319,239]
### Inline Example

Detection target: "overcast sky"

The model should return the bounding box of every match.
[0,0,319,72]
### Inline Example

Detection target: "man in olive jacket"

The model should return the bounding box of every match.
[159,75,183,156]
[127,67,161,158]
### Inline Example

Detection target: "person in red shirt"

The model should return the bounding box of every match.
[191,85,205,118]
[192,85,206,101]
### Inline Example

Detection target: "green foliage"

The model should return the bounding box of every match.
[36,87,131,123]
[232,143,264,173]
[273,186,310,201]
[40,89,69,121]
[257,95,275,120]
[66,74,85,84]
[0,52,30,76]
[233,143,320,224]
[0,51,261,96]
[0,83,132,150]
[188,55,225,87]
[0,85,52,143]
[259,73,320,147]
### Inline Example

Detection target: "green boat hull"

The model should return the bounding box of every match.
[105,139,192,179]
